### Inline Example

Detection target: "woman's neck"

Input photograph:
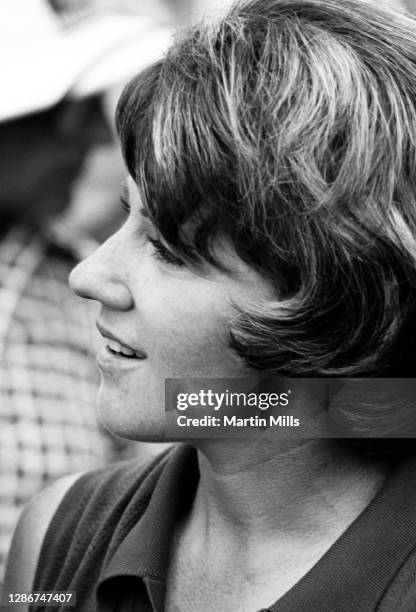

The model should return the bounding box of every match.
[191,439,388,550]
[165,440,389,612]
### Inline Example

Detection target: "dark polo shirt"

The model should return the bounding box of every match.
[33,444,416,611]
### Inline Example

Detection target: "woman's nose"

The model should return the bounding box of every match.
[69,234,134,311]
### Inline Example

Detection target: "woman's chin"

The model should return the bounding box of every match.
[96,389,167,443]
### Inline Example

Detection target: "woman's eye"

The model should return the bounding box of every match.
[120,195,131,213]
[145,234,185,267]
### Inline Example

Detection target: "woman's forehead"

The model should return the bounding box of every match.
[125,177,140,205]
[123,177,150,218]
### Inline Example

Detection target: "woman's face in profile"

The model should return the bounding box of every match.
[70,178,275,441]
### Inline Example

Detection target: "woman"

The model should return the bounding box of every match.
[4,0,416,610]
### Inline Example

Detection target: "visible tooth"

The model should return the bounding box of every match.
[107,339,121,352]
[120,346,135,357]
[107,338,137,357]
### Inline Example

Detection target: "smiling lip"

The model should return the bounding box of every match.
[96,321,147,360]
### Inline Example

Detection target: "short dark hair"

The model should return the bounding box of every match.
[116,0,416,378]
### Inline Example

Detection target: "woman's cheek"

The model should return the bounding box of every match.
[148,310,244,377]
[138,268,244,375]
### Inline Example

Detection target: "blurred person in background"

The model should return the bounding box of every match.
[0,0,172,591]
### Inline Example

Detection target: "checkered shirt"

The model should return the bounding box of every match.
[0,225,133,588]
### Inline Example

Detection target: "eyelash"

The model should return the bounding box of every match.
[120,196,184,267]
[145,234,185,267]
[120,196,130,213]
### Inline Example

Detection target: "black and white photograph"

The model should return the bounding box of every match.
[2,0,416,610]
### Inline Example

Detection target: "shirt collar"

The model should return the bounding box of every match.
[97,444,199,595]
[270,454,416,611]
